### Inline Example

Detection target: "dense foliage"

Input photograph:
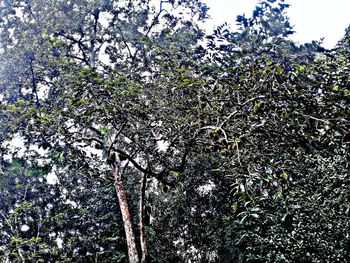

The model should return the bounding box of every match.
[0,159,127,262]
[1,0,349,262]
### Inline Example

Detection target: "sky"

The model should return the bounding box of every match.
[203,0,350,48]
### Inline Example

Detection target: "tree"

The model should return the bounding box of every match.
[0,0,210,261]
[202,1,350,261]
[2,0,350,262]
[148,1,350,261]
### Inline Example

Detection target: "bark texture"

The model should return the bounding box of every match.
[139,172,147,263]
[112,154,140,263]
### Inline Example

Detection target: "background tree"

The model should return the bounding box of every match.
[141,1,350,262]
[201,1,350,261]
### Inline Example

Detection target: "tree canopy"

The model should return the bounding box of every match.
[1,0,350,262]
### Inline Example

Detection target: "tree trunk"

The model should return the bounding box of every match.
[112,154,140,263]
[139,172,147,263]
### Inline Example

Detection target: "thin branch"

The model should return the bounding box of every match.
[300,113,331,124]
[0,211,14,232]
[114,148,149,175]
[22,184,29,201]
[235,140,241,166]
[76,136,104,145]
[239,95,265,106]
[116,25,133,59]
[29,60,40,108]
[131,7,167,66]
[66,54,90,64]
[195,125,229,143]
[220,110,238,127]
[58,32,90,66]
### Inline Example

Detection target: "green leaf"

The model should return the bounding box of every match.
[100,127,108,135]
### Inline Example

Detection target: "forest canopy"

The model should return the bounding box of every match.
[0,0,349,262]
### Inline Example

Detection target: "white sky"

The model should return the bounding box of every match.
[204,0,350,48]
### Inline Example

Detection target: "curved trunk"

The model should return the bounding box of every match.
[112,155,140,263]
